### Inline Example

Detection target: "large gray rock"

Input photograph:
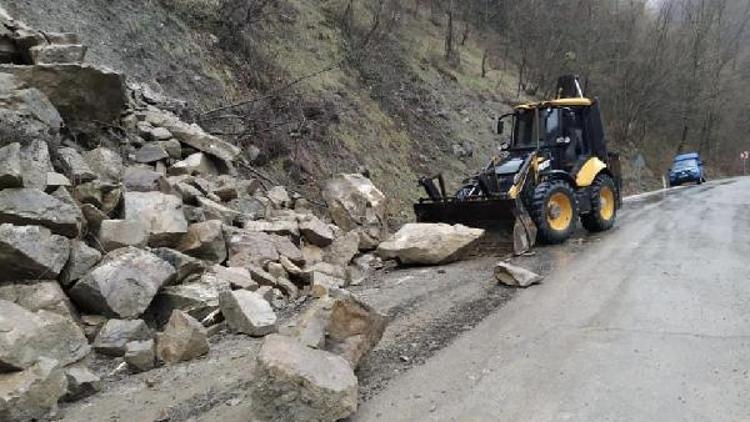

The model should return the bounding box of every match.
[146,275,228,327]
[376,223,485,265]
[0,280,77,320]
[251,334,358,422]
[219,290,277,337]
[322,174,387,250]
[56,147,96,183]
[0,188,81,237]
[285,295,387,368]
[122,166,169,193]
[30,43,87,65]
[122,191,188,247]
[61,240,101,286]
[0,300,89,372]
[124,339,155,373]
[299,215,334,247]
[0,64,127,127]
[168,152,218,176]
[0,142,23,188]
[98,219,148,251]
[0,223,69,281]
[0,357,67,421]
[0,74,62,147]
[324,230,359,266]
[69,247,175,318]
[494,261,544,287]
[20,139,54,191]
[92,319,151,357]
[176,220,227,263]
[151,110,240,166]
[150,247,207,285]
[61,365,100,402]
[155,310,209,364]
[82,146,123,183]
[225,228,279,268]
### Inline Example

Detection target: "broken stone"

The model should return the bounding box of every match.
[98,219,148,251]
[19,140,54,191]
[146,275,228,327]
[229,197,266,222]
[159,138,181,159]
[83,146,123,183]
[494,261,544,287]
[247,264,278,287]
[122,166,169,192]
[79,203,106,233]
[61,365,101,402]
[0,357,66,421]
[0,300,89,371]
[150,247,206,285]
[251,334,358,422]
[0,281,77,320]
[197,196,240,225]
[0,63,127,127]
[168,152,218,176]
[225,228,280,268]
[270,234,305,266]
[176,220,227,263]
[219,290,277,336]
[376,223,485,265]
[243,219,299,237]
[211,175,240,201]
[60,240,100,286]
[92,319,151,357]
[45,171,70,191]
[73,180,121,214]
[69,247,175,318]
[324,230,359,266]
[123,191,188,247]
[79,315,107,342]
[266,186,291,208]
[56,147,96,183]
[0,142,23,188]
[322,174,387,250]
[0,79,63,147]
[211,265,257,291]
[155,310,209,364]
[156,111,240,165]
[0,223,69,281]
[124,339,155,373]
[135,143,169,164]
[299,215,334,247]
[0,187,80,237]
[29,44,87,64]
[310,271,345,298]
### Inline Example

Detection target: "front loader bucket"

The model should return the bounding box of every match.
[414,198,536,255]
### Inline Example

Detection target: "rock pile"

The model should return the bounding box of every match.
[0,10,390,421]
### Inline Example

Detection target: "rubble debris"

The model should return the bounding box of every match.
[219,290,277,337]
[92,319,152,357]
[62,365,101,402]
[377,223,485,265]
[0,357,66,421]
[251,334,358,422]
[0,223,69,281]
[155,310,209,364]
[494,261,544,287]
[124,339,156,373]
[322,173,388,250]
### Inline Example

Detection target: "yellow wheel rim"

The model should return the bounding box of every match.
[600,186,615,221]
[547,192,573,231]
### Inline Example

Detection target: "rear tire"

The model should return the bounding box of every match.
[531,180,578,244]
[581,173,617,232]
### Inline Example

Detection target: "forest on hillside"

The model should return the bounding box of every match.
[341,0,750,175]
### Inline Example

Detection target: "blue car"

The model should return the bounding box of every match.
[668,152,706,187]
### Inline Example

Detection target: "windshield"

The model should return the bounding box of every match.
[512,108,561,149]
[673,159,698,170]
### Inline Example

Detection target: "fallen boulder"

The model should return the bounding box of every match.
[122,191,188,247]
[0,76,63,146]
[0,280,77,320]
[0,63,127,127]
[176,219,227,263]
[56,147,97,183]
[124,339,155,373]
[219,290,277,337]
[376,223,484,265]
[82,146,123,183]
[322,174,387,250]
[0,188,81,237]
[155,310,209,364]
[98,219,148,251]
[0,357,66,421]
[145,275,228,327]
[0,223,69,281]
[0,300,89,371]
[494,261,543,287]
[0,142,23,188]
[61,365,101,402]
[92,319,152,357]
[61,240,101,286]
[298,214,334,247]
[251,334,358,422]
[69,247,175,318]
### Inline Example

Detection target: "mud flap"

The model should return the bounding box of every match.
[512,198,537,255]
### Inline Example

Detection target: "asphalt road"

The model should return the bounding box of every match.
[352,178,750,422]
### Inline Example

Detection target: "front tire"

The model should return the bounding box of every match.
[531,180,578,244]
[581,173,617,232]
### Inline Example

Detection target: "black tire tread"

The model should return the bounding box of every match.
[581,173,617,232]
[530,179,577,244]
